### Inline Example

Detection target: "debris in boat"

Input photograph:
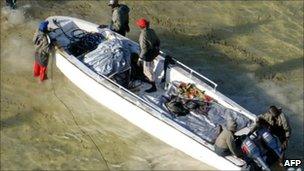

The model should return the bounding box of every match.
[67,31,104,57]
[52,19,105,57]
[164,81,213,117]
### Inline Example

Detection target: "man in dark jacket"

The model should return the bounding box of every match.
[108,0,130,36]
[33,21,52,82]
[214,119,241,157]
[136,18,160,93]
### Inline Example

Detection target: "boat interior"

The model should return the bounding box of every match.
[48,17,255,166]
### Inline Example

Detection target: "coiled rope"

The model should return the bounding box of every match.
[53,19,105,57]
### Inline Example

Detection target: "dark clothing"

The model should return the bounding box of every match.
[6,0,16,9]
[258,112,291,143]
[33,30,51,67]
[139,27,160,62]
[110,4,130,36]
[115,29,127,37]
[130,53,145,81]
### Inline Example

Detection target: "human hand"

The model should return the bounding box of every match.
[281,140,288,150]
[126,25,130,32]
[137,58,143,66]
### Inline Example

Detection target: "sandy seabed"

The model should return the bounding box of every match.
[1,0,303,170]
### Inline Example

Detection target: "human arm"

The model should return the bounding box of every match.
[280,113,291,149]
[226,133,240,157]
[111,9,122,32]
[33,30,39,44]
[280,113,291,139]
[155,34,160,48]
[125,12,130,32]
[257,112,273,129]
[139,32,149,60]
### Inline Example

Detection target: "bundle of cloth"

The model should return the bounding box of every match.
[165,81,213,117]
[83,39,131,77]
[164,81,251,131]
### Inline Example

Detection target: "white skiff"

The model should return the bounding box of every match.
[46,16,258,170]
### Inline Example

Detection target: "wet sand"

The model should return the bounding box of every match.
[1,0,303,170]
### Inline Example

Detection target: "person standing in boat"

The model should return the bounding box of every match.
[258,105,291,165]
[108,0,130,36]
[33,21,52,82]
[214,119,241,157]
[136,18,160,93]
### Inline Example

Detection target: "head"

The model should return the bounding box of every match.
[227,119,237,132]
[179,82,187,89]
[39,21,49,33]
[187,83,195,89]
[136,18,149,29]
[269,106,281,117]
[108,0,119,8]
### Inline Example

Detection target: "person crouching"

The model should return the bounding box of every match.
[136,18,160,93]
[214,119,241,157]
[33,21,52,82]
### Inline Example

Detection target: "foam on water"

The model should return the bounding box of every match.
[2,7,25,25]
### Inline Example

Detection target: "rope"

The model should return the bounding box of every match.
[53,19,104,57]
[49,52,111,170]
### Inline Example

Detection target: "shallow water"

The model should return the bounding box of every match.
[1,0,303,170]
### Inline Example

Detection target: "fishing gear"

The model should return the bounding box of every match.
[53,19,105,57]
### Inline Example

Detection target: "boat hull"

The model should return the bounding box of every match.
[55,48,242,170]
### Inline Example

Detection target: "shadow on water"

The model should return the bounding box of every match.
[255,57,304,78]
[0,111,34,129]
[157,18,273,65]
[153,19,303,159]
[201,18,272,45]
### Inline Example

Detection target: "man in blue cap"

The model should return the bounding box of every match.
[33,20,52,82]
[108,0,130,36]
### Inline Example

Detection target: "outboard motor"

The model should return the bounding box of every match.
[258,128,282,158]
[241,136,270,171]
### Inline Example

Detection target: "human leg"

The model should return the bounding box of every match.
[214,145,231,157]
[39,66,48,81]
[33,61,40,77]
[143,61,156,93]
